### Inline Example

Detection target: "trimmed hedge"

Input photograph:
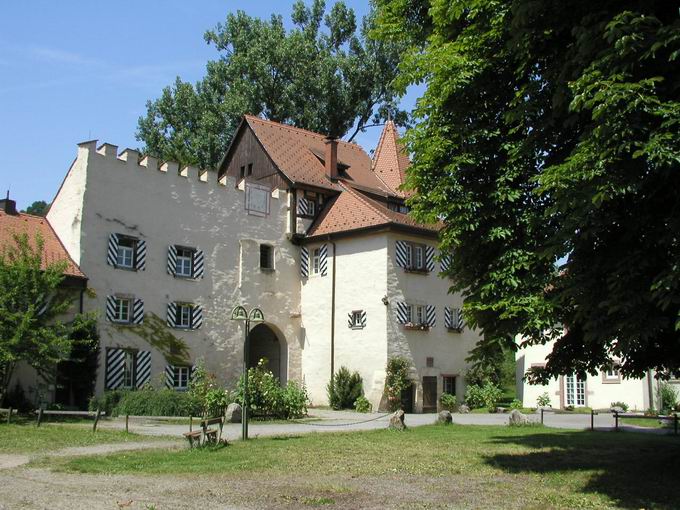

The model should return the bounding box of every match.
[90,388,200,417]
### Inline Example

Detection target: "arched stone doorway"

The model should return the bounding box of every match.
[248,323,287,383]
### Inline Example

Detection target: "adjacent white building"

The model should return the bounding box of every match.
[46,116,480,412]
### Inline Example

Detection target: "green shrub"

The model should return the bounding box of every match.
[354,395,372,413]
[384,356,411,412]
[114,388,200,417]
[327,366,363,410]
[509,398,523,411]
[89,390,127,416]
[204,388,232,417]
[440,393,457,412]
[464,382,502,410]
[236,358,309,419]
[536,392,552,408]
[658,382,678,413]
[610,401,629,412]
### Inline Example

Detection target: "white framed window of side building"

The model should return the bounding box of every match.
[114,297,131,323]
[176,304,192,329]
[173,366,190,390]
[117,237,135,268]
[311,248,321,276]
[602,364,621,384]
[175,247,193,277]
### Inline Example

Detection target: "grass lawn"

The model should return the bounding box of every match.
[619,417,671,429]
[0,422,162,454]
[47,424,680,509]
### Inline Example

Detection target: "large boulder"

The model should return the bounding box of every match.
[437,410,453,425]
[225,403,242,423]
[458,404,470,414]
[389,410,406,430]
[508,409,529,426]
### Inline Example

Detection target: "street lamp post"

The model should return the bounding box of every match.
[230,305,264,440]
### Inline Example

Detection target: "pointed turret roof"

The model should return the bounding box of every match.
[372,121,411,197]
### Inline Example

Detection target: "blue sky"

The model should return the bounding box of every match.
[0,1,420,211]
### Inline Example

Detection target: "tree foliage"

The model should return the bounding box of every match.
[22,201,49,217]
[0,233,95,403]
[137,0,406,169]
[373,1,680,380]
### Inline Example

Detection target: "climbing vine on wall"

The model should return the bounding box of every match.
[109,313,190,365]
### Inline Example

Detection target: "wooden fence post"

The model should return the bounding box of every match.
[540,408,544,425]
[125,414,129,434]
[36,408,43,427]
[92,408,101,433]
[190,415,193,432]
[674,413,678,436]
[590,409,595,431]
[614,411,619,432]
[6,407,12,425]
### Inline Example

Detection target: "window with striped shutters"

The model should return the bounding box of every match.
[348,310,367,329]
[105,348,137,390]
[395,240,433,273]
[192,249,204,279]
[106,296,144,325]
[168,245,204,279]
[445,307,464,332]
[167,302,203,330]
[107,233,145,270]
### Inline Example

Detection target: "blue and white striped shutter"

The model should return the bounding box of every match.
[167,245,177,275]
[166,302,177,328]
[165,365,174,389]
[440,254,452,273]
[319,244,328,276]
[107,233,119,267]
[426,305,436,328]
[191,305,203,330]
[105,348,125,389]
[132,298,144,325]
[395,241,408,268]
[105,295,117,322]
[444,306,452,329]
[395,301,409,324]
[192,249,204,279]
[425,246,435,272]
[300,247,309,278]
[298,197,311,216]
[135,240,147,271]
[135,351,151,388]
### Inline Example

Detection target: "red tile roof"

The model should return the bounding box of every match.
[306,184,439,239]
[243,115,396,194]
[372,120,411,197]
[0,210,85,279]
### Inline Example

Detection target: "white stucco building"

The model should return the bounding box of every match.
[46,116,480,412]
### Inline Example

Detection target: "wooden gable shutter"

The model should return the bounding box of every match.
[425,246,435,272]
[395,301,409,324]
[135,240,147,271]
[105,348,126,390]
[298,196,311,216]
[426,305,436,328]
[319,243,328,277]
[107,233,120,267]
[132,298,144,325]
[300,246,309,278]
[166,302,177,328]
[135,351,151,388]
[191,305,203,330]
[192,249,204,279]
[167,245,177,275]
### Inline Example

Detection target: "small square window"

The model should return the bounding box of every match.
[173,366,190,390]
[426,357,434,368]
[311,248,321,275]
[175,248,194,277]
[114,297,131,323]
[175,304,192,328]
[260,244,274,270]
[443,376,456,396]
[117,238,135,268]
[350,310,365,329]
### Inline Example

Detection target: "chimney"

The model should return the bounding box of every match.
[324,137,339,181]
[0,191,17,215]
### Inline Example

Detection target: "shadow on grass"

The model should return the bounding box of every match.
[485,429,680,509]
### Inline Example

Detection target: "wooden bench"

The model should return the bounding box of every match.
[35,409,104,432]
[182,416,225,448]
[0,407,18,424]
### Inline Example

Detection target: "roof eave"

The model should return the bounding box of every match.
[302,222,439,244]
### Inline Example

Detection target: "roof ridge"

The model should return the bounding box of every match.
[244,115,365,152]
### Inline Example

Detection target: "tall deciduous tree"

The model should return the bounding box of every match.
[22,201,49,217]
[137,0,406,169]
[374,1,680,379]
[0,233,95,404]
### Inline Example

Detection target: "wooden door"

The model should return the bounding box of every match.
[422,376,438,413]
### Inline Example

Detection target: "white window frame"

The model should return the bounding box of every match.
[122,350,135,389]
[114,297,132,323]
[116,238,135,269]
[404,243,413,268]
[565,374,586,407]
[311,248,321,276]
[175,247,193,277]
[176,304,192,329]
[414,245,424,270]
[415,305,426,326]
[173,366,190,390]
